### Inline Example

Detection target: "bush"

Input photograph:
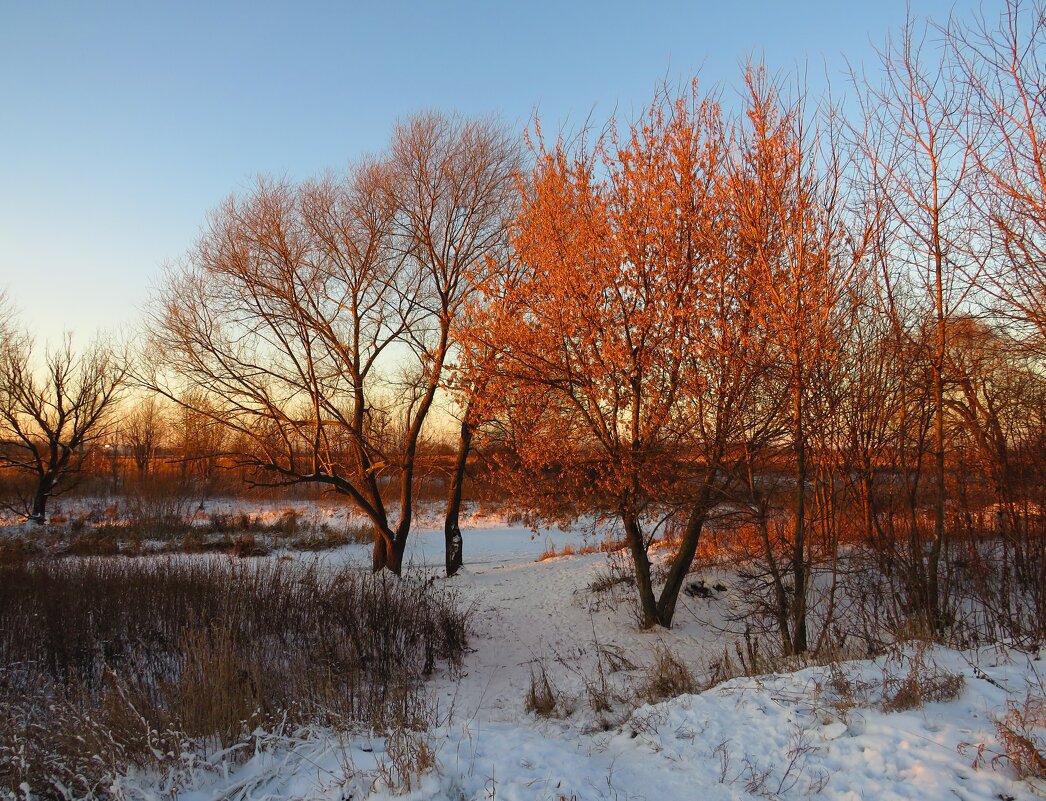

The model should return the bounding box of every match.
[0,557,469,798]
[642,645,698,702]
[288,522,371,551]
[880,647,965,712]
[994,693,1046,779]
[525,665,559,717]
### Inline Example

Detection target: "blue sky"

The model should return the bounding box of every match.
[1,0,977,345]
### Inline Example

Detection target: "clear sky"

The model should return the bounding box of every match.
[1,0,978,346]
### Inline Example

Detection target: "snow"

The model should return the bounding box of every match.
[13,511,1046,800]
[128,637,1045,801]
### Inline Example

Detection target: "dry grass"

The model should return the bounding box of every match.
[376,725,438,793]
[0,557,469,798]
[0,537,33,566]
[880,647,965,712]
[288,521,372,550]
[525,665,559,717]
[642,645,698,702]
[993,693,1046,779]
[537,539,601,562]
[8,499,376,559]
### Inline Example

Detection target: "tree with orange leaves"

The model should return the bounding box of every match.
[465,84,777,628]
[725,68,867,654]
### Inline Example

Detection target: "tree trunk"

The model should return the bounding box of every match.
[862,471,875,545]
[930,223,947,632]
[655,472,715,628]
[792,435,809,654]
[28,476,53,524]
[443,415,474,577]
[622,513,658,629]
[372,526,404,575]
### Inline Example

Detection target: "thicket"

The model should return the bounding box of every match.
[0,558,469,799]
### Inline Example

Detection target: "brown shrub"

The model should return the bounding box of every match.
[994,693,1046,779]
[643,645,698,702]
[881,649,965,712]
[67,529,121,557]
[525,666,559,717]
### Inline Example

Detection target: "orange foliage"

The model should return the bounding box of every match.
[463,82,779,627]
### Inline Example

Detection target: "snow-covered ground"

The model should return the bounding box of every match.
[32,515,1046,800]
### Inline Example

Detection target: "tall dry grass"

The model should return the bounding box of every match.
[0,556,469,799]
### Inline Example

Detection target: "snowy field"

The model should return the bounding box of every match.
[85,513,1044,801]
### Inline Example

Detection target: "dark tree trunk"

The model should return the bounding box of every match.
[372,525,404,576]
[622,513,658,629]
[443,415,474,577]
[655,473,715,628]
[930,226,947,632]
[792,437,809,655]
[28,475,54,524]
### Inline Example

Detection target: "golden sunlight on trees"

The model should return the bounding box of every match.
[725,69,869,652]
[5,1,1038,645]
[148,113,521,574]
[462,83,790,628]
[956,0,1046,353]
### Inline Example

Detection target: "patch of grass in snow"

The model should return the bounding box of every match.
[880,645,966,711]
[641,645,699,703]
[525,664,561,717]
[993,691,1046,779]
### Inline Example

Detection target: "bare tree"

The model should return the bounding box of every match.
[123,395,169,478]
[0,333,126,522]
[852,14,977,628]
[946,316,1041,533]
[149,114,520,574]
[381,112,522,573]
[953,0,1046,352]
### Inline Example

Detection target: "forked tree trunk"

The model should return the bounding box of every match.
[655,474,716,628]
[619,470,718,630]
[372,526,405,575]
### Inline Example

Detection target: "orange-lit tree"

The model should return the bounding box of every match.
[467,85,776,628]
[725,70,865,654]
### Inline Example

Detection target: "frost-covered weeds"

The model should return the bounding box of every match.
[0,557,469,799]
